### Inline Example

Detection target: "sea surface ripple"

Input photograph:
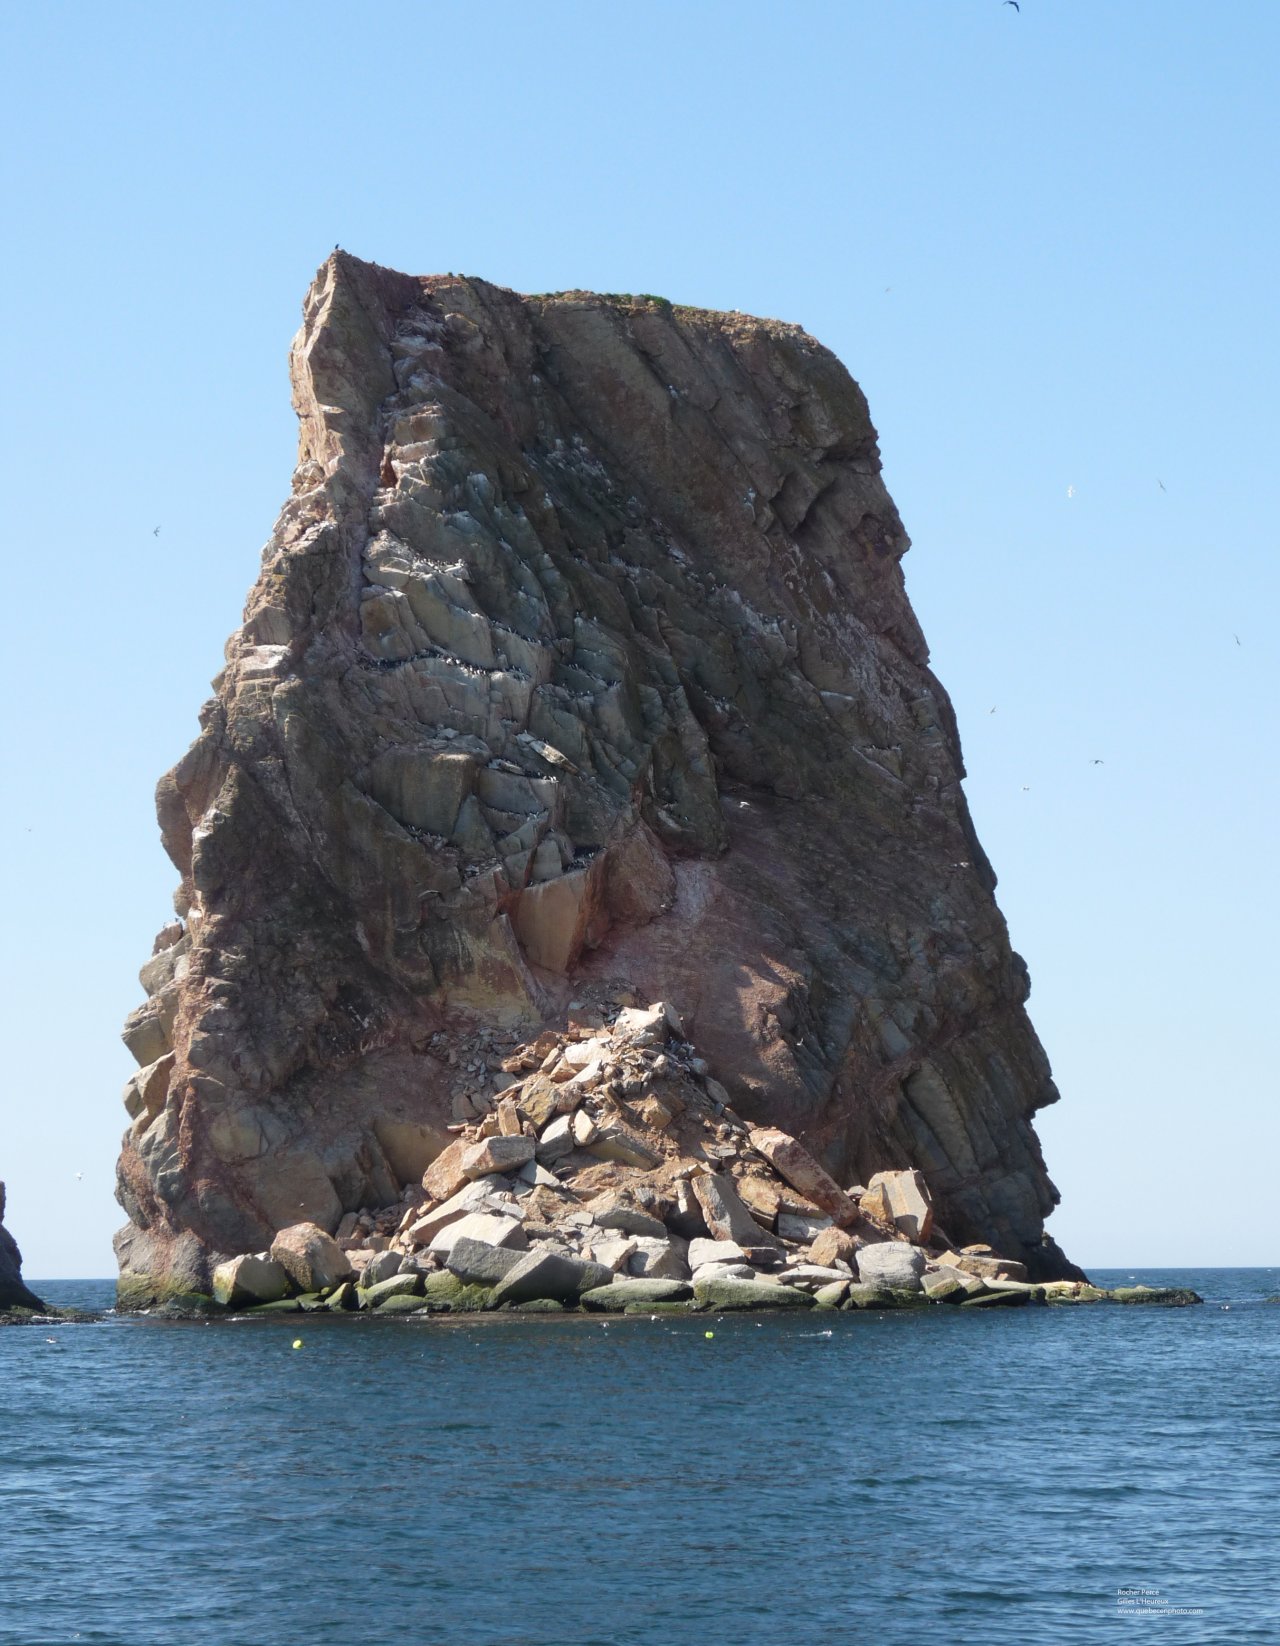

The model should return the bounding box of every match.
[2,1267,1276,1645]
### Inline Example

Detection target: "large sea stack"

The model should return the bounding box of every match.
[114,254,1080,1307]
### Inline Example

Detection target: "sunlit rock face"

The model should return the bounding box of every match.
[113,253,1079,1306]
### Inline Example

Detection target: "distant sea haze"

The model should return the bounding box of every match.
[5,1268,1276,1644]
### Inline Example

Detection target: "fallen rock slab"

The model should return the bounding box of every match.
[691,1174,783,1251]
[866,1168,934,1243]
[461,1135,535,1179]
[746,1129,860,1228]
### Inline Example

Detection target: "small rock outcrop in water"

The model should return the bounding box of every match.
[1,1183,47,1313]
[114,254,1085,1308]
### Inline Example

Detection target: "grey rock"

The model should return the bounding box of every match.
[444,1236,528,1287]
[581,1278,694,1310]
[692,1274,814,1310]
[212,1253,292,1308]
[855,1242,927,1292]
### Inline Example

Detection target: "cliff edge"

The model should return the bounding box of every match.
[114,254,1081,1306]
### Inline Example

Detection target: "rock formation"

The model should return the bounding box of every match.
[114,253,1082,1308]
[1,1183,47,1312]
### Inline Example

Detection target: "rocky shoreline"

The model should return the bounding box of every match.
[186,1002,1198,1319]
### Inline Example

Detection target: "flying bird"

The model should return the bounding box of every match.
[1004,1,1020,9]
[1021,785,1031,792]
[1157,479,1167,492]
[153,526,160,537]
[1234,634,1242,646]
[989,705,997,714]
[1066,484,1075,499]
[1090,759,1104,765]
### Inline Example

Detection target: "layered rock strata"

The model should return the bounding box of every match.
[1,1183,48,1313]
[115,254,1081,1306]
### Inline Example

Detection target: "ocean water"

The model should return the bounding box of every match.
[2,1269,1276,1646]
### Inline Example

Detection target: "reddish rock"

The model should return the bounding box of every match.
[747,1129,860,1229]
[110,255,1082,1307]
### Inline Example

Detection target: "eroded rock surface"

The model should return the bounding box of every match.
[1,1183,47,1313]
[114,254,1080,1306]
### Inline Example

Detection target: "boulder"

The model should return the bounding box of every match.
[360,1272,423,1308]
[855,1242,927,1292]
[746,1128,860,1228]
[422,1137,474,1201]
[444,1236,529,1287]
[581,1278,693,1310]
[404,1177,518,1246]
[535,1114,575,1163]
[585,1233,639,1272]
[581,1120,663,1170]
[626,1237,690,1280]
[866,1168,934,1243]
[813,1281,849,1308]
[690,1173,782,1250]
[461,1135,535,1178]
[611,1004,670,1046]
[360,1251,404,1286]
[490,1249,610,1306]
[858,1183,892,1224]
[428,1212,529,1257]
[692,1262,758,1282]
[687,1237,747,1269]
[777,1212,832,1243]
[808,1226,859,1269]
[780,1264,852,1288]
[515,1074,562,1129]
[587,1194,668,1239]
[692,1274,814,1310]
[269,1222,353,1293]
[212,1253,292,1308]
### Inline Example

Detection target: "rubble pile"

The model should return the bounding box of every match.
[211,1005,1193,1315]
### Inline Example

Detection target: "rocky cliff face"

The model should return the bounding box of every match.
[114,253,1079,1306]
[1,1183,47,1312]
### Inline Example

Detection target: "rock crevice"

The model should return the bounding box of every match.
[114,255,1079,1307]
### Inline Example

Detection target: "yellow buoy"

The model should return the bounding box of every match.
[704,1331,714,1339]
[292,1338,303,1349]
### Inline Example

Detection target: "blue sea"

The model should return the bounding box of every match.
[2,1268,1276,1646]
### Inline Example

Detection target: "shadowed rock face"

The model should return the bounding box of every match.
[113,254,1081,1305]
[1,1183,47,1312]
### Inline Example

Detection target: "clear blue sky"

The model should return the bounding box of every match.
[2,2,1275,1277]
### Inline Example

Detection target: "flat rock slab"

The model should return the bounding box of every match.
[462,1135,535,1178]
[692,1275,814,1310]
[581,1278,694,1310]
[691,1175,782,1251]
[428,1211,528,1257]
